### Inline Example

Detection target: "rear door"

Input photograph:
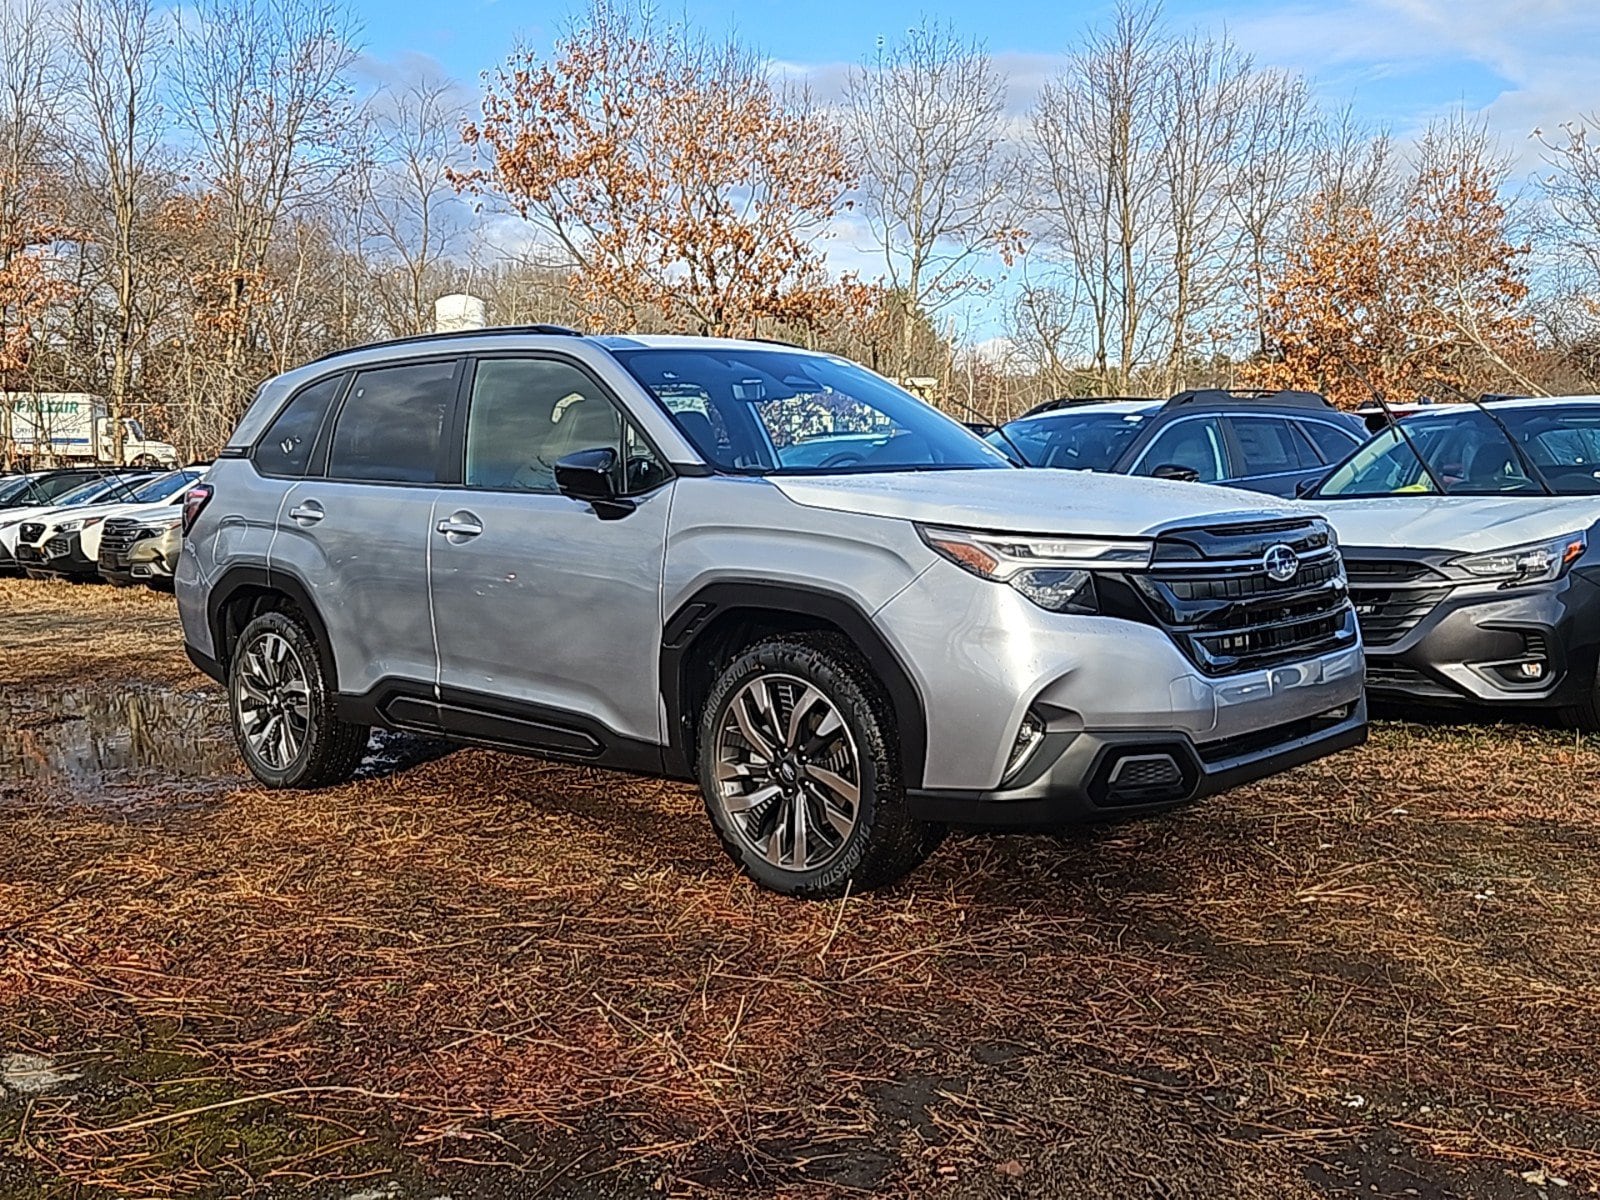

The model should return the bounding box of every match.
[269,358,458,700]
[428,354,673,755]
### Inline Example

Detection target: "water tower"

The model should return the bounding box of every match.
[434,294,488,333]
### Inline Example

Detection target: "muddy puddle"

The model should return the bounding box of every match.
[0,684,242,802]
[0,684,456,805]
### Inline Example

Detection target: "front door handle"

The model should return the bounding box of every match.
[435,511,483,542]
[288,499,324,526]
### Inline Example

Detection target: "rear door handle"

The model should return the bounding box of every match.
[288,499,324,526]
[435,511,483,541]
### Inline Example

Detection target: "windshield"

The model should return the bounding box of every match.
[49,477,123,507]
[0,475,35,503]
[130,469,200,503]
[990,409,1152,471]
[1317,404,1600,498]
[611,347,1010,474]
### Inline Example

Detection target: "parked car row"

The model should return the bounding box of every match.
[0,464,208,589]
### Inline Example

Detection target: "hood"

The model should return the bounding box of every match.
[771,468,1302,537]
[1323,495,1600,555]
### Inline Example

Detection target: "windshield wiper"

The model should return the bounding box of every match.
[1429,380,1555,497]
[1331,348,1450,497]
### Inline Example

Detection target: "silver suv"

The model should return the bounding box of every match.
[177,328,1367,896]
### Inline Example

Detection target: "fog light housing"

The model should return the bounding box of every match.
[1516,661,1544,680]
[1002,713,1045,784]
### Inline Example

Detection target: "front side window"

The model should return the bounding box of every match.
[255,374,344,477]
[464,358,667,495]
[1135,419,1227,483]
[612,347,1008,475]
[327,361,456,484]
[1299,420,1360,465]
[1227,416,1314,476]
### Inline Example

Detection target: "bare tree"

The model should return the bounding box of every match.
[1028,0,1167,388]
[172,0,360,421]
[0,0,65,465]
[1231,69,1314,358]
[64,0,167,464]
[1155,30,1254,390]
[843,20,1021,378]
[358,74,471,335]
[1538,115,1600,380]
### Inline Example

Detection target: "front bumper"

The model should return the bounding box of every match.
[18,531,96,575]
[873,559,1368,802]
[910,697,1367,827]
[1360,567,1600,708]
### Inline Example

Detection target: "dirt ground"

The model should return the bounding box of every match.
[2,577,1599,1199]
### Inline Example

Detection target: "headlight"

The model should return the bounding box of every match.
[1454,532,1587,586]
[918,525,1153,613]
[53,516,104,534]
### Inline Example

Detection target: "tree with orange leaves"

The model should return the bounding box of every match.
[457,1,852,338]
[1244,117,1534,407]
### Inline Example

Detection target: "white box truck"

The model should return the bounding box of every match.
[2,392,179,469]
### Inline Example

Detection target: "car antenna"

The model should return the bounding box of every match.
[1427,378,1555,497]
[1329,347,1451,497]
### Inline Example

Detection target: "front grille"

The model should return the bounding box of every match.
[1344,558,1454,647]
[97,517,144,568]
[1133,518,1358,676]
[17,521,43,543]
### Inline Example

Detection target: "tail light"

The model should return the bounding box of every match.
[181,483,214,536]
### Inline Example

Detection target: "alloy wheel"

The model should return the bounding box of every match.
[234,630,312,771]
[713,672,862,872]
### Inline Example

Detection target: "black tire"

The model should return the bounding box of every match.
[1561,670,1600,733]
[697,633,944,898]
[228,610,369,788]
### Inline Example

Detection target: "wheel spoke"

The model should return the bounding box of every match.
[732,691,777,760]
[723,783,781,814]
[804,764,859,806]
[786,686,824,748]
[816,790,855,838]
[790,792,809,867]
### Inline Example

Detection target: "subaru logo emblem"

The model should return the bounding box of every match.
[1263,544,1300,582]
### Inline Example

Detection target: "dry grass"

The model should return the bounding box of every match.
[3,576,1600,1197]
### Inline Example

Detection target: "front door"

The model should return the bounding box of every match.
[429,355,674,754]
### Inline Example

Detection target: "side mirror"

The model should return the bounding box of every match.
[554,447,635,520]
[1295,479,1316,498]
[1151,463,1201,483]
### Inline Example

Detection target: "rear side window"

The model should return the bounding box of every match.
[254,375,344,477]
[327,360,456,483]
[1227,417,1315,476]
[1299,420,1360,465]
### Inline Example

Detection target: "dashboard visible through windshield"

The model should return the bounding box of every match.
[611,347,1011,475]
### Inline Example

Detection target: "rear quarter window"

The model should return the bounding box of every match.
[253,374,345,477]
[1299,420,1361,465]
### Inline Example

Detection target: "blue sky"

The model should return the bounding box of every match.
[355,0,1597,153]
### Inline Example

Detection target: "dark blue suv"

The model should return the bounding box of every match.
[988,389,1367,498]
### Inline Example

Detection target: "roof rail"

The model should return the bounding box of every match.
[1021,395,1159,418]
[312,323,585,363]
[1162,387,1333,412]
[1479,393,1528,403]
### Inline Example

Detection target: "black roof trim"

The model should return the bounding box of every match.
[1162,387,1334,412]
[311,324,586,364]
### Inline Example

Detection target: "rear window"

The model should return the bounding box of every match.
[1227,416,1316,476]
[255,374,344,477]
[327,361,457,483]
